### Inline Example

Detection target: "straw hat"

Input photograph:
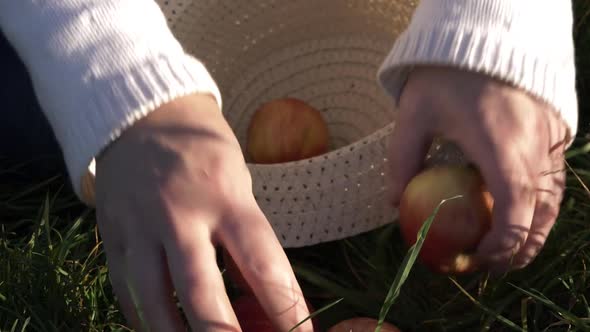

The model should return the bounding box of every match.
[82,0,467,248]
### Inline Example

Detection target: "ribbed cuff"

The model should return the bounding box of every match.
[0,0,224,204]
[66,54,222,202]
[378,0,578,144]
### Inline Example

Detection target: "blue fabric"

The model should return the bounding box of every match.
[0,31,66,181]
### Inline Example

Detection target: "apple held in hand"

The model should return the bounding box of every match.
[398,165,494,274]
[247,98,330,164]
[327,317,401,332]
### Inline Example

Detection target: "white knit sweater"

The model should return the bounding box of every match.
[0,0,578,201]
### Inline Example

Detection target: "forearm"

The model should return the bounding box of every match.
[0,0,221,202]
[378,0,578,142]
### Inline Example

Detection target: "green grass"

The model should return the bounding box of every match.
[2,2,590,331]
[289,141,590,331]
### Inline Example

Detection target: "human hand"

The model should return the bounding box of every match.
[94,94,313,331]
[388,66,571,273]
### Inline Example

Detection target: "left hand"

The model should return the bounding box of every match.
[388,65,571,273]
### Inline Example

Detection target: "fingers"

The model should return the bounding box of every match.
[476,184,536,272]
[96,216,142,328]
[98,216,186,332]
[164,221,240,332]
[459,134,537,273]
[97,213,177,331]
[390,67,570,275]
[219,202,314,332]
[388,100,434,206]
[459,101,567,273]
[123,241,188,332]
[104,256,145,330]
[512,161,566,268]
[511,108,570,268]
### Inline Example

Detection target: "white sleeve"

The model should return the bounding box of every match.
[0,0,222,200]
[378,0,578,142]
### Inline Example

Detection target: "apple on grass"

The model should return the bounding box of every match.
[247,97,330,164]
[231,295,319,332]
[398,165,494,274]
[222,248,253,295]
[231,296,275,332]
[327,317,402,332]
[223,250,319,330]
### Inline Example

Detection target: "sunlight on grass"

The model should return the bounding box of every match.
[1,124,589,332]
[1,2,590,330]
[290,141,590,331]
[1,90,589,332]
[289,298,344,332]
[0,183,126,331]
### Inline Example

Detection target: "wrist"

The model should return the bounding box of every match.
[134,93,223,129]
[97,92,230,163]
[378,0,578,145]
[81,93,227,206]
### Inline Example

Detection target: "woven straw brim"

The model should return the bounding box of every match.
[155,0,465,247]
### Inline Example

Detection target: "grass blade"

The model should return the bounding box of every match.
[288,298,344,332]
[374,195,463,332]
[449,278,524,331]
[565,142,590,159]
[508,283,590,329]
[293,264,383,313]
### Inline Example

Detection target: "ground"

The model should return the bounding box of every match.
[1,2,590,331]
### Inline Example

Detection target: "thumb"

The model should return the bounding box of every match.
[388,104,434,206]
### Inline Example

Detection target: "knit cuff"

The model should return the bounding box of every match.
[378,0,578,143]
[0,0,224,204]
[72,54,222,204]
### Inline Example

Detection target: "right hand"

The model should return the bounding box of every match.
[94,93,314,331]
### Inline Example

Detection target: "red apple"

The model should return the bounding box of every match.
[231,295,319,332]
[247,97,330,164]
[231,296,275,332]
[398,165,494,274]
[222,248,254,295]
[327,317,401,332]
